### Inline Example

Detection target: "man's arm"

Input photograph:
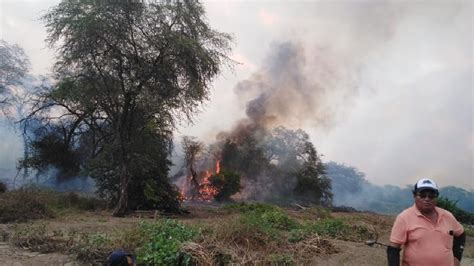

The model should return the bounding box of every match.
[387,242,401,266]
[453,232,465,262]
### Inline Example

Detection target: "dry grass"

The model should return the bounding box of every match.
[0,187,106,223]
[181,211,339,264]
[2,201,379,264]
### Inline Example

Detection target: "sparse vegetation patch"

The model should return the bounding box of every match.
[0,187,106,223]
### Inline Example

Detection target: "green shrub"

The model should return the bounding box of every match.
[224,202,280,213]
[288,229,306,243]
[209,170,241,201]
[437,196,474,224]
[305,218,349,238]
[136,219,199,265]
[239,206,299,239]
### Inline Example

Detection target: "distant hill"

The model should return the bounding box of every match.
[325,162,474,214]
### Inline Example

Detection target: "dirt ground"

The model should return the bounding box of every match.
[0,208,473,266]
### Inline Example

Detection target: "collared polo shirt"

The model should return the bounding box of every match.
[390,205,464,266]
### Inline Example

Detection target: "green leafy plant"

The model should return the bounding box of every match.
[224,202,280,213]
[209,170,241,201]
[136,220,199,265]
[239,206,299,239]
[305,218,349,238]
[437,196,474,224]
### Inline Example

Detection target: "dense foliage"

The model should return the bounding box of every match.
[0,40,29,106]
[21,0,232,215]
[209,170,241,202]
[136,220,199,265]
[219,126,332,205]
[436,196,474,225]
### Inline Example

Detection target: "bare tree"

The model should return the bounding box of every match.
[182,136,204,199]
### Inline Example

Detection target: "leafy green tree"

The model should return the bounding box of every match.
[293,139,332,206]
[437,196,474,225]
[20,123,81,181]
[27,0,232,216]
[209,170,241,201]
[218,126,331,205]
[439,186,474,213]
[0,40,30,106]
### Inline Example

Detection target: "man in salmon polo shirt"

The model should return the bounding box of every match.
[387,178,465,266]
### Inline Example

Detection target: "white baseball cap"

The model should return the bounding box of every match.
[414,178,439,193]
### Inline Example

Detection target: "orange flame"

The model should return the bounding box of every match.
[198,170,218,201]
[179,160,222,202]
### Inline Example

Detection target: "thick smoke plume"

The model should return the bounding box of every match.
[233,41,346,130]
[175,42,341,204]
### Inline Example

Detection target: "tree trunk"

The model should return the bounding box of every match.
[113,163,130,217]
[190,166,199,199]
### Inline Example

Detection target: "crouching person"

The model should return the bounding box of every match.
[107,250,136,266]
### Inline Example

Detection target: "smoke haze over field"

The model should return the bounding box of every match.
[0,0,472,190]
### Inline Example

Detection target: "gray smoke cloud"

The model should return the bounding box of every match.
[234,41,358,131]
[235,42,328,129]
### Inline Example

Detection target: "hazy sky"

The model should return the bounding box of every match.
[1,0,472,190]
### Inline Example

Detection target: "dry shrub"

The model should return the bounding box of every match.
[9,222,115,263]
[290,235,338,259]
[181,242,218,265]
[0,187,107,223]
[185,216,277,264]
[298,206,332,221]
[9,223,75,253]
[182,213,340,265]
[60,192,107,211]
[71,233,114,262]
[0,189,55,223]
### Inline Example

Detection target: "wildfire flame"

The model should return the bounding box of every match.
[180,160,221,202]
[216,160,220,174]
